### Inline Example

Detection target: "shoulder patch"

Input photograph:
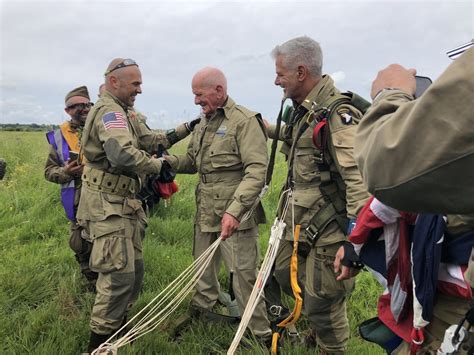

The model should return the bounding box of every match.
[102,112,129,131]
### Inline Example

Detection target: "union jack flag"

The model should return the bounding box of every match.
[102,112,128,130]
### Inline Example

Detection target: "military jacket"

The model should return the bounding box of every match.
[355,48,474,214]
[77,91,182,224]
[268,76,369,244]
[166,97,268,232]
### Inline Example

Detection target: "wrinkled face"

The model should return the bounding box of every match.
[274,55,300,100]
[115,66,142,107]
[192,82,220,117]
[65,96,92,126]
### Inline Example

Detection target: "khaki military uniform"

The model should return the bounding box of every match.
[267,76,369,353]
[44,124,98,286]
[355,48,474,214]
[166,97,271,338]
[77,91,189,335]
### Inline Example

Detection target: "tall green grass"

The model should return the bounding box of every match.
[0,131,382,354]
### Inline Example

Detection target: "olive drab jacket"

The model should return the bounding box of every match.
[267,75,369,245]
[165,97,268,233]
[77,91,188,225]
[355,48,474,214]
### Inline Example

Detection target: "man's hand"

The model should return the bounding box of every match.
[64,159,83,176]
[334,245,361,281]
[371,64,417,99]
[220,212,240,240]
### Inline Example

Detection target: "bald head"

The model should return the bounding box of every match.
[104,58,142,107]
[192,67,228,117]
[192,67,228,93]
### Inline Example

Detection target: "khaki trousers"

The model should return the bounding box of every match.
[192,225,271,338]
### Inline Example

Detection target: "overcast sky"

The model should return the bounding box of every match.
[1,0,472,128]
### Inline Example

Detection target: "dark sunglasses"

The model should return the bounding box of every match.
[104,58,138,76]
[67,102,94,110]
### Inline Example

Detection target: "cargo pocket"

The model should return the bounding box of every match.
[235,229,259,271]
[209,137,241,169]
[89,218,128,273]
[331,128,356,168]
[213,185,237,218]
[294,147,321,183]
[307,244,354,299]
[102,192,125,217]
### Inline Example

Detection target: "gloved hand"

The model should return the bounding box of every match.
[334,241,363,281]
[184,117,201,132]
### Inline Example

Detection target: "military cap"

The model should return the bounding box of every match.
[65,86,90,104]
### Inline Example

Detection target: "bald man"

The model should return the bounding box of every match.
[165,67,272,344]
[77,58,193,353]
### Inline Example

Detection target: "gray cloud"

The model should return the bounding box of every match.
[1,0,472,127]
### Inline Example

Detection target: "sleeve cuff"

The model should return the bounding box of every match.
[225,200,247,221]
[175,123,191,139]
[373,88,413,104]
[163,155,179,171]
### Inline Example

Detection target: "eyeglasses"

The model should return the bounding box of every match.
[66,102,94,110]
[104,58,138,76]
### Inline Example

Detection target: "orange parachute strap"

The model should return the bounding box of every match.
[277,224,303,328]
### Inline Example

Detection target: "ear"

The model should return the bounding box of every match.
[215,85,225,98]
[297,65,308,82]
[109,75,120,89]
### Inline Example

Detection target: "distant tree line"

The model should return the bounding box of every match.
[0,123,59,132]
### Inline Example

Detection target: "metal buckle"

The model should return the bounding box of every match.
[269,305,283,317]
[305,225,319,246]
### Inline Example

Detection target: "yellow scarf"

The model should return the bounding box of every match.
[60,121,81,152]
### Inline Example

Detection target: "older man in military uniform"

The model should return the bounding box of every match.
[265,36,369,353]
[45,86,97,290]
[77,58,195,353]
[165,67,272,342]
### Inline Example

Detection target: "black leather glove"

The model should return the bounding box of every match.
[341,241,364,269]
[184,117,201,132]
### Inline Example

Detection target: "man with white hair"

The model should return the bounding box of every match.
[265,36,369,353]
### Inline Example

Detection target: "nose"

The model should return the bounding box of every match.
[136,85,142,94]
[274,76,280,86]
[194,96,200,105]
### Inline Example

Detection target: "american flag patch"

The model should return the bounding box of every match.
[102,112,128,130]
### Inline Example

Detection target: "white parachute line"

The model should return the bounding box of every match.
[227,189,291,355]
[115,242,220,347]
[93,237,222,354]
[111,238,218,343]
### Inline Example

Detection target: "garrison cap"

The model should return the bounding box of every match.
[65,86,90,104]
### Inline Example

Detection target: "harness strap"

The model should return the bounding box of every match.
[271,225,303,354]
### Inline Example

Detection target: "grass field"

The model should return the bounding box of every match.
[0,131,383,354]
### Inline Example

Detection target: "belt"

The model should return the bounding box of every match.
[200,170,243,184]
[82,166,136,197]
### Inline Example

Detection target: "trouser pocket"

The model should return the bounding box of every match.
[307,243,354,299]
